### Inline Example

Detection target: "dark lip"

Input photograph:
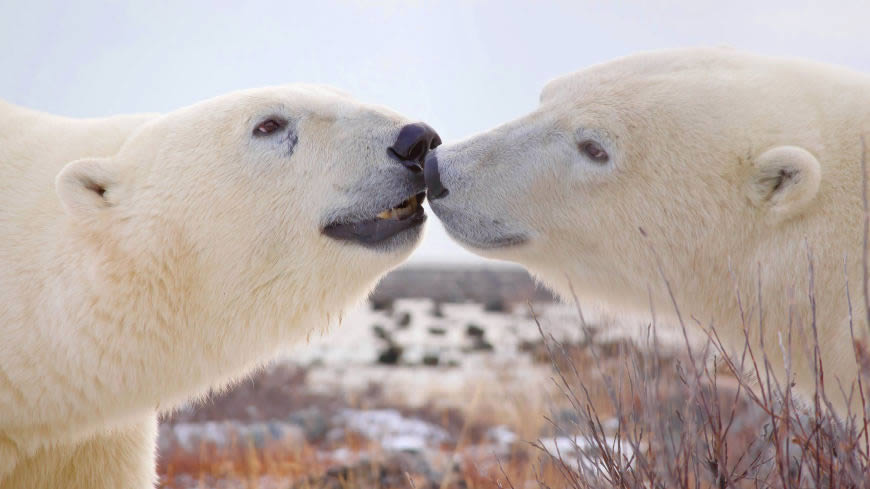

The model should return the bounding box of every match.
[322,192,427,247]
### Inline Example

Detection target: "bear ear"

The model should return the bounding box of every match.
[746,145,821,221]
[56,158,120,218]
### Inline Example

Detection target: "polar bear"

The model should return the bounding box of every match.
[424,48,870,414]
[0,86,440,487]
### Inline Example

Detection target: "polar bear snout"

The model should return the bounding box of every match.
[423,147,532,252]
[317,122,439,250]
[389,122,441,173]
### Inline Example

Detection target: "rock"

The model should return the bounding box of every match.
[372,324,390,340]
[427,326,447,336]
[370,296,394,311]
[422,352,440,366]
[432,301,445,318]
[287,407,330,441]
[377,344,403,365]
[465,324,485,338]
[483,298,508,312]
[396,311,412,328]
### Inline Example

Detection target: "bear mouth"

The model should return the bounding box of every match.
[322,191,427,246]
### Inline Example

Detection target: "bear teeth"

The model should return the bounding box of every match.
[376,195,418,220]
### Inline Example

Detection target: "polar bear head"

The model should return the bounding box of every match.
[424,48,868,313]
[55,85,440,326]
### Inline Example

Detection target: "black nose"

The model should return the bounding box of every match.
[389,122,441,173]
[424,152,448,200]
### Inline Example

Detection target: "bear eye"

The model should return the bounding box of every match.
[253,118,286,136]
[580,140,609,163]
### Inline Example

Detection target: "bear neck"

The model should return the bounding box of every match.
[536,242,863,412]
[46,219,370,427]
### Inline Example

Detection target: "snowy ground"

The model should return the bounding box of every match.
[157,295,706,488]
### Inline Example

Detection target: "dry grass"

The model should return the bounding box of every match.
[521,301,870,488]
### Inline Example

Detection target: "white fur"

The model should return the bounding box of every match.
[429,48,870,414]
[0,86,424,486]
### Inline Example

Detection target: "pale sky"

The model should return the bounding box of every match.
[3,0,869,264]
